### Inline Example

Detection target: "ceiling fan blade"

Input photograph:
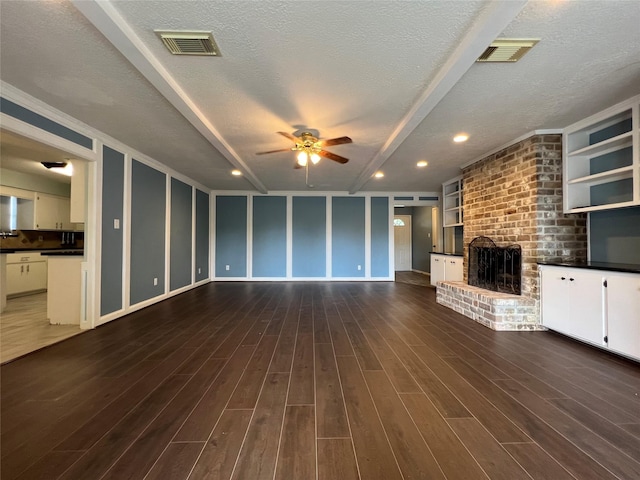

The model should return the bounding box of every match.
[277,131,299,142]
[320,136,352,147]
[319,150,349,164]
[255,148,292,155]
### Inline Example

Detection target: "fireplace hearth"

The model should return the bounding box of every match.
[468,236,522,295]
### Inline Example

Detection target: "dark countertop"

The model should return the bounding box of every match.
[538,259,640,274]
[1,248,83,255]
[431,252,463,257]
[39,250,84,256]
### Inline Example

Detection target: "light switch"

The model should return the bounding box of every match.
[114,219,120,229]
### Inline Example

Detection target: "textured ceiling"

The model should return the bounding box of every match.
[1,0,639,193]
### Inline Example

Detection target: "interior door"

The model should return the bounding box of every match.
[394,215,412,271]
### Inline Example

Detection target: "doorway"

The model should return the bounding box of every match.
[394,215,412,271]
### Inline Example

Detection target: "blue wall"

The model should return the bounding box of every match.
[100,145,124,315]
[213,194,392,279]
[130,160,166,304]
[293,196,326,277]
[195,189,210,281]
[170,178,193,291]
[253,196,287,277]
[215,196,247,277]
[332,197,365,277]
[371,197,389,277]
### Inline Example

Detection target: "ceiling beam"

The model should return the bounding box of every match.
[71,0,268,194]
[348,0,528,194]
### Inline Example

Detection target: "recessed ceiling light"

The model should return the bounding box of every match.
[231,170,242,176]
[416,160,428,167]
[374,171,384,178]
[453,134,469,143]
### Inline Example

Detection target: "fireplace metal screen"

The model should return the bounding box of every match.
[468,236,522,295]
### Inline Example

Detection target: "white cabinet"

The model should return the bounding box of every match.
[431,254,463,286]
[606,272,640,360]
[6,253,47,296]
[540,267,605,346]
[442,176,463,226]
[35,193,72,230]
[540,265,640,361]
[563,95,639,213]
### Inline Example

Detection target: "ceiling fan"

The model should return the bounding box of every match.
[256,131,352,168]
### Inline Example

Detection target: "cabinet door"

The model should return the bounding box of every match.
[57,197,71,230]
[607,273,640,360]
[26,261,47,291]
[566,270,606,346]
[541,268,569,332]
[445,257,463,282]
[430,255,445,286]
[542,267,605,345]
[35,193,59,229]
[6,263,29,295]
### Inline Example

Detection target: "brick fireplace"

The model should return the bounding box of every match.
[436,134,587,330]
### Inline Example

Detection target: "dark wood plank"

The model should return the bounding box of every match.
[444,356,620,480]
[362,328,421,393]
[446,418,532,480]
[342,320,383,370]
[317,438,359,480]
[363,370,446,479]
[336,356,403,480]
[371,323,472,418]
[288,334,315,405]
[174,345,255,441]
[98,358,227,480]
[231,372,290,480]
[549,397,640,459]
[494,378,640,480]
[313,291,332,344]
[400,393,490,480]
[189,409,253,480]
[14,451,83,480]
[144,442,204,480]
[315,343,350,438]
[274,405,315,480]
[226,335,278,409]
[411,344,530,442]
[502,443,578,480]
[56,374,192,480]
[620,423,640,438]
[325,302,355,356]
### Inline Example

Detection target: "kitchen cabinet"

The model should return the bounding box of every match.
[540,265,640,361]
[563,94,639,213]
[35,193,72,230]
[431,254,463,286]
[6,253,47,296]
[540,266,605,346]
[606,272,640,360]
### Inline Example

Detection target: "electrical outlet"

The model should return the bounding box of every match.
[153,277,158,286]
[225,265,230,271]
[198,267,201,274]
[114,218,120,229]
[357,264,362,271]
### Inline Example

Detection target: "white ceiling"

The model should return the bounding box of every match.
[1,0,639,193]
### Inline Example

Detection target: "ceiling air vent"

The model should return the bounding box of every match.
[476,39,539,63]
[155,31,221,56]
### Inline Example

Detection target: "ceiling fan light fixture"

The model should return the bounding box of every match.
[310,153,321,164]
[297,151,308,166]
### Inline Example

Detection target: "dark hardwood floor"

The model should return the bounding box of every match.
[1,282,639,479]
